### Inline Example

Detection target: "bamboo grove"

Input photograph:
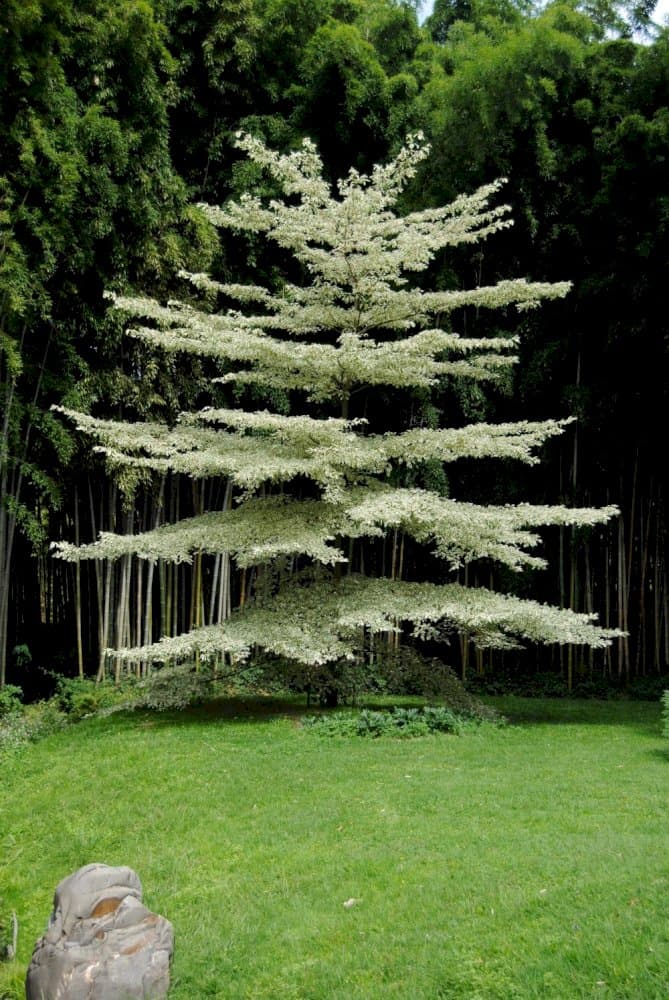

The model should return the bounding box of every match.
[1,0,668,691]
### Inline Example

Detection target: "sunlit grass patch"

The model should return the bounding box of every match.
[0,697,666,999]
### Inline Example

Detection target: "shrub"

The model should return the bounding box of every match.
[466,668,669,701]
[662,691,669,741]
[0,700,65,759]
[232,653,379,706]
[1,676,137,759]
[243,646,499,717]
[135,664,215,711]
[303,705,502,738]
[628,675,669,702]
[0,686,22,720]
[368,648,469,700]
[467,670,571,698]
[55,677,135,719]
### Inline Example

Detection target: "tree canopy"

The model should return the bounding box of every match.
[55,134,620,674]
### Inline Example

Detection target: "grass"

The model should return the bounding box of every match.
[0,696,667,998]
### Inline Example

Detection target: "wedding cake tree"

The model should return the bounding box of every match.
[55,133,619,669]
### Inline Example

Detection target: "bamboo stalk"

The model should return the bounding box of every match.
[73,486,84,678]
[652,506,662,674]
[604,520,611,678]
[558,450,565,678]
[617,511,628,679]
[636,490,651,676]
[135,558,144,678]
[209,554,221,626]
[584,538,593,676]
[114,552,131,684]
[88,481,104,674]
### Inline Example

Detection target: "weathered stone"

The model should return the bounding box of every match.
[26,863,173,1000]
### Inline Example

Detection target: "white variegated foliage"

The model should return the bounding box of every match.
[55,133,620,664]
[112,577,618,667]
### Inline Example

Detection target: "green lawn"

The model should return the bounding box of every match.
[1,697,667,999]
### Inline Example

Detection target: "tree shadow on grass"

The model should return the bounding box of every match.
[84,692,662,742]
[645,745,669,762]
[90,693,460,732]
[90,695,305,732]
[488,695,661,733]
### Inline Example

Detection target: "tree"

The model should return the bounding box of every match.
[54,134,620,679]
[426,0,531,42]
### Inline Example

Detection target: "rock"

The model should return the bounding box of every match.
[26,863,173,1000]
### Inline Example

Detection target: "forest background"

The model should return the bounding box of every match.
[1,0,667,695]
